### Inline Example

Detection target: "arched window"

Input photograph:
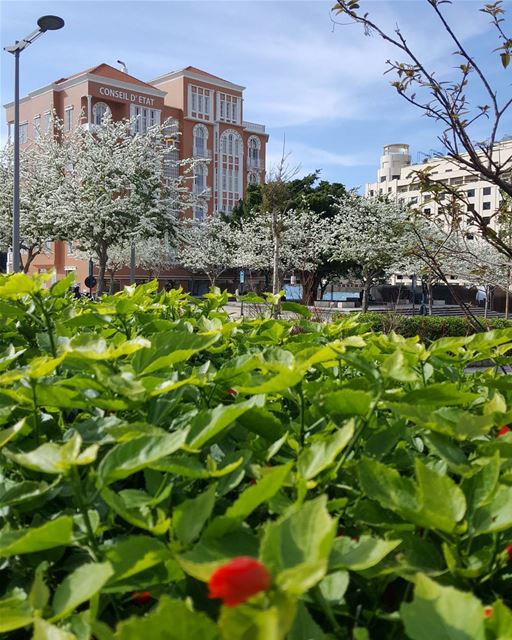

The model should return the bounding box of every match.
[219,129,242,214]
[248,171,259,186]
[193,163,207,194]
[193,124,208,157]
[248,136,260,170]
[92,102,110,126]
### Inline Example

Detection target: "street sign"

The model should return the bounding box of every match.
[239,270,245,284]
[84,275,97,289]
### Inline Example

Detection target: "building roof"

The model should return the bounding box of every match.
[149,66,245,92]
[182,66,232,83]
[55,63,158,92]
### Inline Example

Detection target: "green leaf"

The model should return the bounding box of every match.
[288,602,326,640]
[319,570,349,602]
[50,273,76,296]
[115,596,220,640]
[381,349,418,382]
[0,588,33,633]
[330,536,401,571]
[322,390,373,416]
[472,484,512,535]
[52,562,113,621]
[29,562,50,612]
[174,484,217,545]
[219,594,296,640]
[205,464,292,538]
[400,383,478,406]
[298,421,354,480]
[135,332,220,374]
[260,496,336,595]
[415,459,466,533]
[98,431,187,485]
[281,301,312,318]
[33,618,77,640]
[105,536,171,582]
[186,396,264,449]
[400,573,485,640]
[0,516,73,558]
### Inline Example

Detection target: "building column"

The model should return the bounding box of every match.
[87,95,92,124]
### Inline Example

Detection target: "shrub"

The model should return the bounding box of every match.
[0,273,512,639]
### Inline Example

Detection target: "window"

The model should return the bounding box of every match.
[482,216,491,225]
[193,124,209,158]
[218,93,240,124]
[193,163,207,195]
[410,196,418,204]
[219,130,242,213]
[20,123,28,144]
[93,102,110,125]
[380,176,386,183]
[388,187,392,193]
[483,186,492,196]
[193,204,206,221]
[248,171,259,185]
[248,136,260,170]
[424,208,431,215]
[44,111,51,134]
[131,106,160,133]
[33,115,41,139]
[65,106,74,132]
[67,241,74,256]
[466,189,475,198]
[396,275,403,280]
[392,174,400,180]
[482,201,491,210]
[189,85,211,121]
[164,148,180,181]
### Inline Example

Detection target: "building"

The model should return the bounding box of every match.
[3,63,268,292]
[365,139,512,285]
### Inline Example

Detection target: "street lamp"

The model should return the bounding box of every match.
[4,15,65,273]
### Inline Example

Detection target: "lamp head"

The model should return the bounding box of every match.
[37,15,65,32]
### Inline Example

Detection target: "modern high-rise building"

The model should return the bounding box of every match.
[365,139,512,285]
[3,63,268,291]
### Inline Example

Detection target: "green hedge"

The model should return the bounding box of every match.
[355,312,512,341]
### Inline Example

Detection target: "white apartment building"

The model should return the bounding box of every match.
[365,138,512,285]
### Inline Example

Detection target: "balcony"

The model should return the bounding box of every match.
[193,186,212,199]
[248,157,263,170]
[243,121,266,134]
[192,147,212,159]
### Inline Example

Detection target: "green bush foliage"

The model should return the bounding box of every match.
[1,272,512,639]
[357,311,512,341]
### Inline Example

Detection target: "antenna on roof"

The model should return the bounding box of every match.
[117,59,128,74]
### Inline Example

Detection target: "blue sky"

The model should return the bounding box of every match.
[1,0,511,190]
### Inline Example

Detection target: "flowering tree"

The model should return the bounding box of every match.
[57,115,192,294]
[83,235,178,294]
[330,195,416,311]
[179,216,236,287]
[0,128,67,272]
[235,208,332,304]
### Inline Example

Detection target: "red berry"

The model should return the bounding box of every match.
[208,557,271,607]
[227,388,237,396]
[498,426,510,437]
[507,544,512,561]
[484,606,493,618]
[131,591,151,604]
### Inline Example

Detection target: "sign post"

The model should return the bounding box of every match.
[85,259,96,298]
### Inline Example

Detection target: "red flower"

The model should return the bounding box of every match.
[484,606,493,618]
[498,426,510,437]
[131,591,151,604]
[227,388,237,397]
[507,544,512,561]
[208,557,271,607]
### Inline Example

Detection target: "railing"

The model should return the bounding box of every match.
[243,120,266,134]
[193,147,212,159]
[248,157,263,170]
[193,186,212,199]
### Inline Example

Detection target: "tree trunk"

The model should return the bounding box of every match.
[506,267,510,320]
[301,271,316,306]
[271,210,280,295]
[427,277,433,316]
[108,269,116,295]
[362,279,370,313]
[22,246,40,274]
[97,250,107,297]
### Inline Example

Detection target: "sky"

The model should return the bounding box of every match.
[1,0,511,190]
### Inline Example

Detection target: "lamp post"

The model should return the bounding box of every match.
[4,15,65,273]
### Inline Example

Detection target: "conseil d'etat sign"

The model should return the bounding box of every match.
[98,86,155,106]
